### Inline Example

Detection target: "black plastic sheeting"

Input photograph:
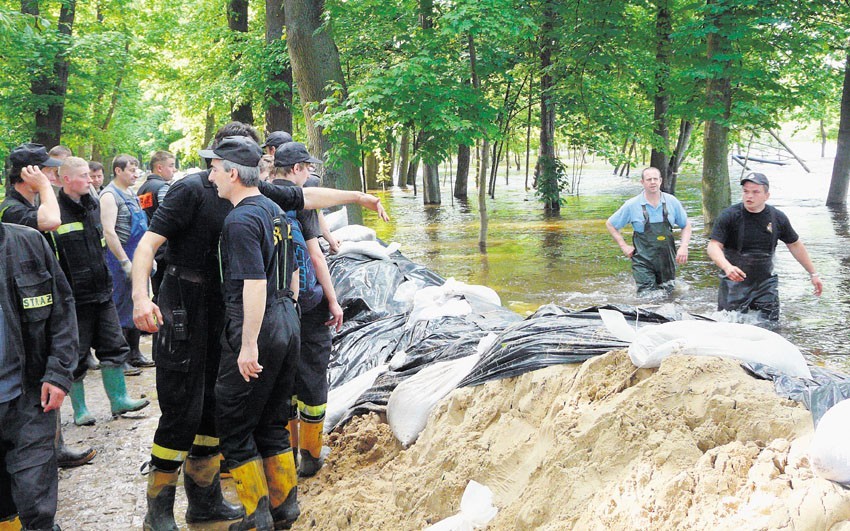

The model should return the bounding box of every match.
[744,363,850,426]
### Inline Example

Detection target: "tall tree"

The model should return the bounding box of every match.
[536,0,559,212]
[651,0,672,191]
[284,0,362,222]
[264,0,292,133]
[828,50,850,206]
[227,0,253,124]
[455,143,470,199]
[420,0,441,205]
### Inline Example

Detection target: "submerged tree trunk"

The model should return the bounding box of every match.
[651,0,672,192]
[228,0,253,124]
[423,164,440,204]
[828,50,850,206]
[397,128,410,188]
[24,0,76,148]
[455,143,470,199]
[701,0,733,227]
[468,33,488,248]
[285,0,362,219]
[265,0,293,133]
[536,0,559,212]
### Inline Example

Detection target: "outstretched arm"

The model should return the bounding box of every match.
[302,188,390,221]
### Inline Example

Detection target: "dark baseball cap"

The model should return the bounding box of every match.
[274,142,323,167]
[741,172,769,187]
[198,136,263,167]
[9,143,62,169]
[261,131,294,149]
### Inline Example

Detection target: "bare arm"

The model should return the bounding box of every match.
[290,268,300,301]
[238,279,267,382]
[302,188,390,221]
[21,166,60,231]
[605,220,634,258]
[786,240,823,296]
[132,232,167,332]
[100,193,129,262]
[707,239,746,282]
[676,220,692,265]
[317,209,340,254]
[307,238,343,331]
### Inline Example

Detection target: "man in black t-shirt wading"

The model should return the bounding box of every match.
[203,136,301,530]
[707,172,823,321]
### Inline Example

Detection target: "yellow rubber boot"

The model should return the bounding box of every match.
[143,467,179,531]
[0,514,21,531]
[228,458,273,531]
[263,451,300,529]
[298,418,326,477]
[286,418,299,457]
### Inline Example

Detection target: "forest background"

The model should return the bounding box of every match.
[2,0,850,230]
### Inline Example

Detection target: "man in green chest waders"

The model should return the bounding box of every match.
[606,167,693,293]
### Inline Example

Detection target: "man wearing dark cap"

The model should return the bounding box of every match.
[271,141,343,478]
[261,130,294,157]
[130,122,388,531]
[707,172,823,321]
[1,144,97,470]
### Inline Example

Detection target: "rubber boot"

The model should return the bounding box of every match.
[184,454,244,524]
[298,418,327,478]
[54,411,96,468]
[100,366,150,416]
[123,362,142,377]
[286,418,299,467]
[124,327,155,368]
[143,467,179,531]
[263,452,300,530]
[69,381,95,426]
[227,458,273,531]
[0,514,21,530]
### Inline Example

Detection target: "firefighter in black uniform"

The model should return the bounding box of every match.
[131,122,389,530]
[52,157,149,427]
[0,144,96,469]
[0,220,78,530]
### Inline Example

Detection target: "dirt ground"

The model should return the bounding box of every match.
[56,340,850,530]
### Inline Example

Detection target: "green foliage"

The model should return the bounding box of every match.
[535,155,569,207]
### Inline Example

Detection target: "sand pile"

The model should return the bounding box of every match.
[300,350,850,530]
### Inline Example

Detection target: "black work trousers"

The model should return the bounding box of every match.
[150,271,223,470]
[216,296,299,468]
[73,299,129,380]
[0,388,58,529]
[294,299,332,410]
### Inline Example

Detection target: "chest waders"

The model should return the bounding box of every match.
[631,202,676,292]
[103,184,149,328]
[717,205,780,321]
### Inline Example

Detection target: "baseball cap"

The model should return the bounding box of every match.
[741,172,769,187]
[261,131,294,149]
[9,143,62,169]
[273,142,323,167]
[198,136,263,167]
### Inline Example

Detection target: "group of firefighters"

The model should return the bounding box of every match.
[0,121,388,531]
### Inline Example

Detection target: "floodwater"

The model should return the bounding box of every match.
[364,144,850,372]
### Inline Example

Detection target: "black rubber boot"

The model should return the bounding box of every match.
[270,489,299,530]
[54,411,96,468]
[228,497,273,531]
[143,467,179,531]
[124,327,155,368]
[184,455,244,524]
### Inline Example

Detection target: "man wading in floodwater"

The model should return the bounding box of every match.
[707,172,823,321]
[606,167,692,293]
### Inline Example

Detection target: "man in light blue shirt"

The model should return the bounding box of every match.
[606,167,692,292]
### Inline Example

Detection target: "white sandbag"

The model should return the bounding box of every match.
[625,319,811,379]
[331,224,376,243]
[335,240,400,260]
[424,480,498,531]
[325,364,388,433]
[406,278,499,329]
[387,353,479,447]
[810,398,850,485]
[323,206,348,232]
[393,279,424,304]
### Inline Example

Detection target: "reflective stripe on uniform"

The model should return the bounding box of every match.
[151,443,188,463]
[297,401,326,419]
[192,435,219,448]
[56,222,84,235]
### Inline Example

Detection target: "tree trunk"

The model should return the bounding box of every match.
[827,50,850,206]
[203,107,216,151]
[821,119,827,159]
[228,0,253,124]
[455,143,470,199]
[701,0,733,227]
[364,151,379,189]
[423,164,440,204]
[265,0,293,133]
[651,0,672,192]
[536,1,559,212]
[468,33,488,248]
[24,0,76,148]
[397,128,410,188]
[666,119,693,194]
[285,0,362,220]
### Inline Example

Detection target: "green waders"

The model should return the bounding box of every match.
[631,202,676,293]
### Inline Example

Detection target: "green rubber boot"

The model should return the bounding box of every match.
[69,381,96,426]
[101,366,150,416]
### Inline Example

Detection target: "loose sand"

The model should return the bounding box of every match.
[57,346,850,529]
